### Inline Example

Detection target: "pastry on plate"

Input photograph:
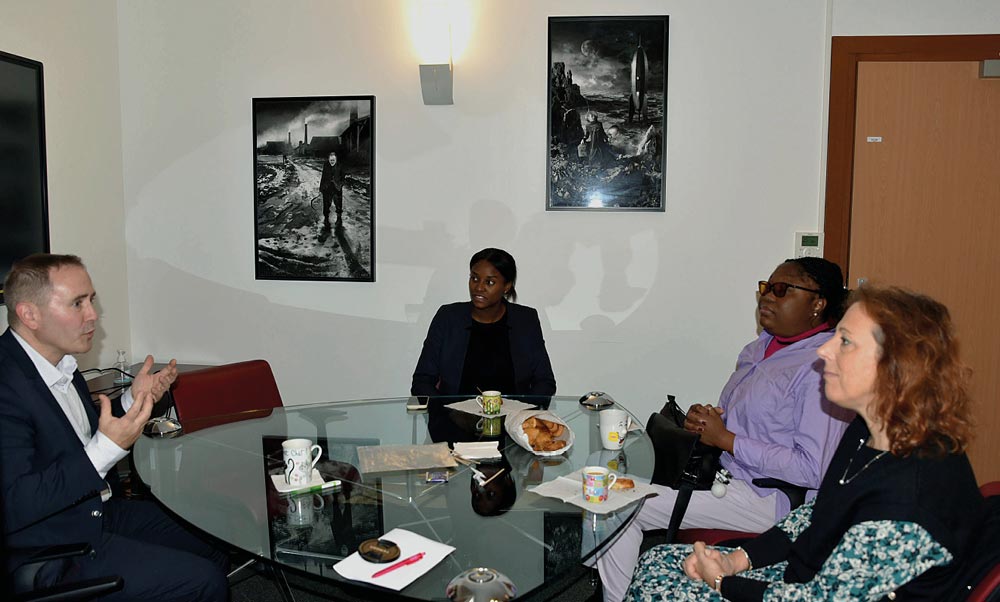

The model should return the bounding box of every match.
[611,477,635,491]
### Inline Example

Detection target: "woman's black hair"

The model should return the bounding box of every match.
[786,257,848,323]
[470,248,517,302]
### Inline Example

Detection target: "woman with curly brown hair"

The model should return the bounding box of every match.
[627,286,984,601]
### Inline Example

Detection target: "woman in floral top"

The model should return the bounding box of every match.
[627,286,983,601]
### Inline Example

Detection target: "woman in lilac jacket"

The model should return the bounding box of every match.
[594,257,854,602]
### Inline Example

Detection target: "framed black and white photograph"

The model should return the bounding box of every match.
[547,16,668,211]
[253,95,374,281]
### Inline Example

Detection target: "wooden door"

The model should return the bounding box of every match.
[827,39,1000,483]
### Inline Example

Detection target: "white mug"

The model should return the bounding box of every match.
[599,409,633,451]
[282,438,323,486]
[286,493,324,526]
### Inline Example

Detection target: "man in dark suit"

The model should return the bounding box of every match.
[319,151,345,226]
[0,253,228,600]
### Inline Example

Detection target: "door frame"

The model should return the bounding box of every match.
[823,34,1000,275]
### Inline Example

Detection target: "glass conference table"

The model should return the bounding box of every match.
[133,395,655,601]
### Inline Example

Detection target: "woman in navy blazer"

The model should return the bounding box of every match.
[411,248,556,397]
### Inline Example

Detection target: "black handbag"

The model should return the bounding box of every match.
[645,396,723,490]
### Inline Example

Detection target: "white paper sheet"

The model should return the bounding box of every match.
[452,441,501,460]
[445,397,536,418]
[527,469,658,514]
[333,528,455,591]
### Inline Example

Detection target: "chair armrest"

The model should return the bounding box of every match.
[751,478,808,509]
[19,576,124,602]
[11,543,108,599]
[19,543,93,564]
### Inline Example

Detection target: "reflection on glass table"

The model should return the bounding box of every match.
[132,395,654,601]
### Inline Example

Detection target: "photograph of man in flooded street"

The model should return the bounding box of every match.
[253,96,374,281]
[547,16,667,211]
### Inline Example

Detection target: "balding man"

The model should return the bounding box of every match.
[0,253,227,600]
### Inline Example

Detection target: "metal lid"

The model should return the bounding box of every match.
[446,567,516,602]
[142,416,183,438]
[579,391,615,409]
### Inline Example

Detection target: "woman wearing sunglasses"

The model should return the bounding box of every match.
[594,257,854,602]
[627,286,982,601]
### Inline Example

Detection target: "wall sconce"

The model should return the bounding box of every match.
[411,0,468,105]
[419,61,453,105]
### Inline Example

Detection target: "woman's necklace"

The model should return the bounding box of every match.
[838,437,888,485]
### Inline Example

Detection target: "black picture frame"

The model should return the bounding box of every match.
[0,50,50,302]
[547,16,668,211]
[252,95,375,282]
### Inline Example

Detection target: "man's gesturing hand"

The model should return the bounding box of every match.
[130,356,178,404]
[98,390,153,450]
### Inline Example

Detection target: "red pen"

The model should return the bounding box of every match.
[372,552,425,578]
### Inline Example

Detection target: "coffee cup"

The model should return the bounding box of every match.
[475,391,503,415]
[282,438,323,487]
[599,409,633,451]
[582,466,618,503]
[287,493,324,526]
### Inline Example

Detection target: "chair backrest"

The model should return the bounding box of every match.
[170,360,282,431]
[961,481,1000,602]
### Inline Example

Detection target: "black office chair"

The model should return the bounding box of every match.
[9,543,123,602]
[954,482,1000,602]
[646,398,807,545]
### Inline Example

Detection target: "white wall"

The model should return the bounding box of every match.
[832,0,1000,35]
[0,0,131,370]
[115,0,831,415]
[6,0,999,420]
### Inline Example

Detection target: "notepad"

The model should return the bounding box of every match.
[333,528,455,591]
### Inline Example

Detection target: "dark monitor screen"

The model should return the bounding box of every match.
[0,50,50,305]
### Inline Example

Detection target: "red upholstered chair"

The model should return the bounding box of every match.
[170,360,283,433]
[167,360,287,586]
[672,478,804,546]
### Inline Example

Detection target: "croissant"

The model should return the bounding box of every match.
[530,430,553,451]
[524,416,569,452]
